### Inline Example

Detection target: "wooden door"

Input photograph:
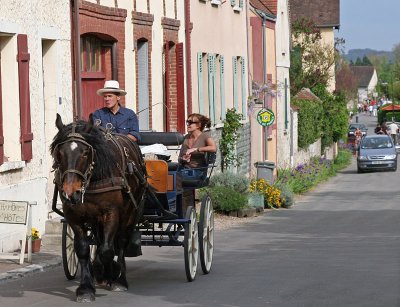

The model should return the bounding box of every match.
[80,36,112,120]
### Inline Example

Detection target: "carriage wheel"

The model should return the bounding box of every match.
[62,223,78,280]
[184,206,199,282]
[199,194,214,274]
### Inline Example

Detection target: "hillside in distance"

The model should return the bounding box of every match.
[344,48,394,63]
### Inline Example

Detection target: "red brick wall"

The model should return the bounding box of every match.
[79,1,127,104]
[162,18,180,131]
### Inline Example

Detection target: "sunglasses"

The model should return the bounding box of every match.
[186,120,199,125]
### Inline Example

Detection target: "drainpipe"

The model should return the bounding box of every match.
[184,0,192,116]
[262,15,268,161]
[71,0,82,120]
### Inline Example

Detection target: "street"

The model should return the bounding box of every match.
[1,113,400,306]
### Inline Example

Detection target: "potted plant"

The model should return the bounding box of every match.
[26,227,41,253]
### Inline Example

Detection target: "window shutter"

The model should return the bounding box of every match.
[239,0,243,8]
[0,52,3,165]
[17,34,33,162]
[232,57,238,110]
[176,43,185,134]
[220,55,226,121]
[230,0,236,6]
[197,52,204,114]
[241,57,246,118]
[285,77,288,130]
[208,54,216,124]
[138,41,149,130]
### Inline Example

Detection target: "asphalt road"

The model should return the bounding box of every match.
[1,112,400,307]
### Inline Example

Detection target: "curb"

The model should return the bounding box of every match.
[0,256,62,284]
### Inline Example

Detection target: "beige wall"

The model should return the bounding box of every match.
[0,0,72,252]
[191,0,248,122]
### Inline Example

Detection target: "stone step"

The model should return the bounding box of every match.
[45,218,63,235]
[42,233,62,248]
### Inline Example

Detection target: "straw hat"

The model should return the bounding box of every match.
[96,80,127,96]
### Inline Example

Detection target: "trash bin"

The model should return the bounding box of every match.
[255,161,276,184]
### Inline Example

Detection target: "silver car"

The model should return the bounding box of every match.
[357,135,397,173]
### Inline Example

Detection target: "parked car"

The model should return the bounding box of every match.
[357,134,398,173]
[348,123,368,137]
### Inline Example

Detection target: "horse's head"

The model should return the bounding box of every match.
[52,114,95,205]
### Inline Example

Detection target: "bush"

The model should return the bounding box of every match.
[333,149,352,171]
[276,156,334,194]
[202,186,248,213]
[209,171,249,193]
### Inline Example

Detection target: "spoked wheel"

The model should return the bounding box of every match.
[184,206,199,282]
[199,194,214,274]
[62,223,78,280]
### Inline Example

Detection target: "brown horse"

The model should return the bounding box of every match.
[50,114,147,302]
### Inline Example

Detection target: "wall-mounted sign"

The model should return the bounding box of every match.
[257,108,275,127]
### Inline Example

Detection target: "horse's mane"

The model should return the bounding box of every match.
[50,120,118,180]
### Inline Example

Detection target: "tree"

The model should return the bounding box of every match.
[362,55,373,66]
[335,60,358,100]
[289,18,336,95]
[355,57,363,65]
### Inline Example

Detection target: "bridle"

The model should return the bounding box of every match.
[53,127,95,199]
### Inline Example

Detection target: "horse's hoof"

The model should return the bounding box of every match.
[110,283,128,292]
[76,293,95,303]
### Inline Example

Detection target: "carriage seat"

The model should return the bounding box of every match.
[181,152,216,189]
[138,131,184,146]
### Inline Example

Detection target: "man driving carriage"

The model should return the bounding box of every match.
[92,80,141,142]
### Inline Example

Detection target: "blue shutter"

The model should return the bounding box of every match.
[233,57,238,110]
[230,0,236,6]
[241,57,247,118]
[220,55,226,121]
[198,52,204,114]
[239,0,243,8]
[208,54,216,123]
[285,77,288,129]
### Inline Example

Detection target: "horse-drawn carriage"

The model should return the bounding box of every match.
[51,115,215,302]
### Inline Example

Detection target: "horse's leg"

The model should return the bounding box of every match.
[71,225,96,302]
[111,233,129,291]
[98,214,121,288]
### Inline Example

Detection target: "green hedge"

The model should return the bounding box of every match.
[292,98,323,149]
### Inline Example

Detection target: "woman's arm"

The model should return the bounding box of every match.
[186,136,217,155]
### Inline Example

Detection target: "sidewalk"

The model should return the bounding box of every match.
[0,245,62,284]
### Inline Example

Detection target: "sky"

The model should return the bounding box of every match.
[339,0,400,52]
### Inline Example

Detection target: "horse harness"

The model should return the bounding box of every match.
[53,123,148,211]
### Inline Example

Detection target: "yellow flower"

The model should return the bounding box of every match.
[31,227,40,240]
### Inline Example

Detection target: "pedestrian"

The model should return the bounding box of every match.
[389,122,398,144]
[92,80,141,142]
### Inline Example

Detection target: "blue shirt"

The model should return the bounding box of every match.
[92,106,141,141]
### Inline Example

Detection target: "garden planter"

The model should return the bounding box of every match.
[248,193,264,209]
[24,239,41,253]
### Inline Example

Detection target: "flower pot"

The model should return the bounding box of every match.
[25,239,41,253]
[248,193,264,209]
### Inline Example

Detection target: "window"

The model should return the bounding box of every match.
[80,35,102,73]
[137,40,149,130]
[230,0,243,10]
[0,33,33,168]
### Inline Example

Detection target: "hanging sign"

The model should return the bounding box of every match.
[257,108,275,127]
